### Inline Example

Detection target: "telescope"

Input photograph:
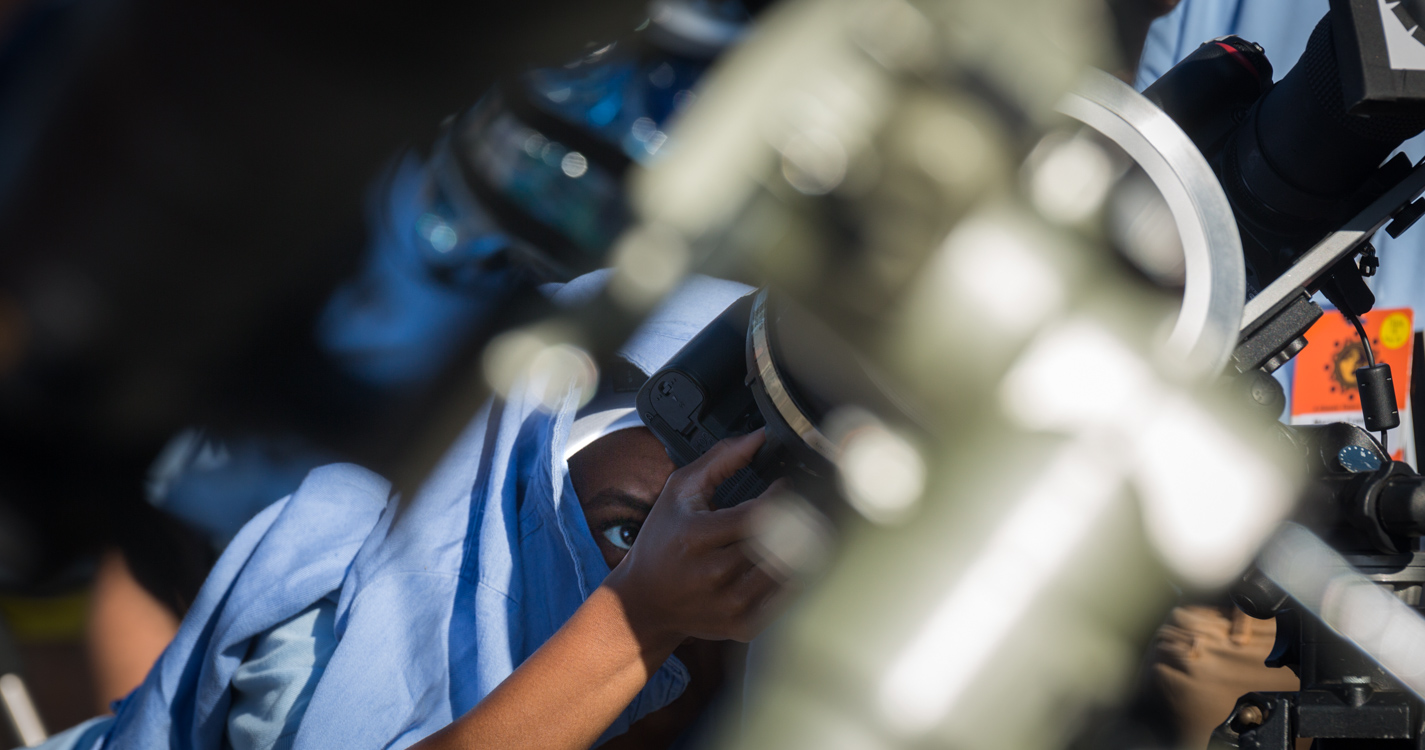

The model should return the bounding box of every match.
[642,2,1425,745]
[638,287,922,511]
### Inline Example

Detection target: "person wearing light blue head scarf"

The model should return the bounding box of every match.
[41,270,779,750]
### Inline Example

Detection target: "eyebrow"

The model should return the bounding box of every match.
[588,489,654,514]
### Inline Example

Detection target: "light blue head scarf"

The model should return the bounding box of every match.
[84,270,753,749]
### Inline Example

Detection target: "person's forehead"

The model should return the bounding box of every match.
[569,427,674,504]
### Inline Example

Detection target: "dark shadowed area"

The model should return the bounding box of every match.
[0,0,642,733]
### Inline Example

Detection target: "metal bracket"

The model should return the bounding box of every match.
[1242,160,1425,333]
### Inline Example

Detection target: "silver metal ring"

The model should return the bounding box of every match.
[1057,69,1246,378]
[749,290,840,462]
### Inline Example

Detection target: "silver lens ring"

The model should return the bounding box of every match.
[1057,69,1246,379]
[749,289,840,462]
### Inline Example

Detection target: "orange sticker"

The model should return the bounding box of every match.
[1291,308,1414,417]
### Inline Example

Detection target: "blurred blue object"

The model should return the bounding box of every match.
[439,15,737,278]
[524,0,747,161]
[316,152,512,388]
[316,1,746,388]
[146,429,338,550]
[523,37,704,163]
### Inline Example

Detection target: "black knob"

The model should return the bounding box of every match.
[1231,567,1288,619]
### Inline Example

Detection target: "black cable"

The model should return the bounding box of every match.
[1345,308,1389,453]
[1347,309,1376,368]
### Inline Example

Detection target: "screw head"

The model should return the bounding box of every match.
[1231,703,1266,731]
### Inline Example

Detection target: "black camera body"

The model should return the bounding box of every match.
[1147,12,1425,319]
[636,290,847,509]
[637,293,765,469]
[1334,0,1425,116]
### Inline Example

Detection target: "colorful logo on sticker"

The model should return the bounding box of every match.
[1291,307,1413,417]
[1330,341,1367,394]
[1381,312,1412,350]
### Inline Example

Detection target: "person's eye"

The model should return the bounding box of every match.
[601,522,641,551]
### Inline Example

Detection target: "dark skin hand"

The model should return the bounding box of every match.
[570,427,737,749]
[600,430,781,645]
[412,429,780,750]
